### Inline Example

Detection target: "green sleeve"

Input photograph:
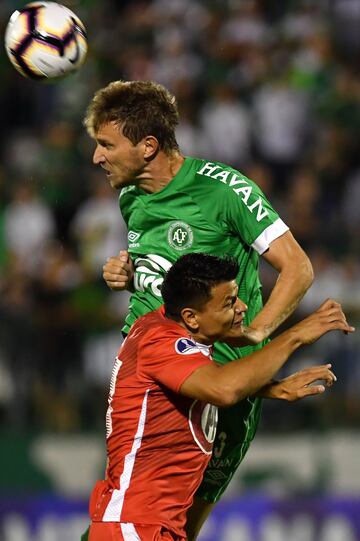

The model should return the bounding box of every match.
[195,162,288,252]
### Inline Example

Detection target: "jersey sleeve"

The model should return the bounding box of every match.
[221,175,288,254]
[138,328,212,393]
[196,162,289,254]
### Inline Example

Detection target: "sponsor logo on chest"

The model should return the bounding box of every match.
[133,254,173,297]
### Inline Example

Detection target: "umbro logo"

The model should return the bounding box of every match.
[128,231,140,243]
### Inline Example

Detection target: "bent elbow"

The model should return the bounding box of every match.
[303,256,314,289]
[293,252,314,292]
[209,385,244,408]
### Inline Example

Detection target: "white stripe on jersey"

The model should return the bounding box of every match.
[120,522,141,540]
[103,389,150,521]
[106,357,123,439]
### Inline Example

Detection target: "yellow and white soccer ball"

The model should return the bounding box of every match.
[4,1,88,80]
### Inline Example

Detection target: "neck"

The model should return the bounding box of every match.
[136,152,185,194]
[188,332,213,346]
[175,319,213,346]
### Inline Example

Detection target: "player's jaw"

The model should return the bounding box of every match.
[102,164,138,189]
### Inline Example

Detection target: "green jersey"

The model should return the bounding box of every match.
[121,157,287,357]
[119,156,288,502]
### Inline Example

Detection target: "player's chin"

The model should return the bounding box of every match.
[109,176,126,190]
[231,320,244,330]
[112,175,134,190]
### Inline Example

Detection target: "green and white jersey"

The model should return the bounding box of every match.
[120,156,288,365]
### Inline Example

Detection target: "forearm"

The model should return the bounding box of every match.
[216,328,303,403]
[250,256,313,339]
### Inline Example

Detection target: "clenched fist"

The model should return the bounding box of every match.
[103,250,134,291]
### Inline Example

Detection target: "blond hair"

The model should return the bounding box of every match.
[84,80,179,153]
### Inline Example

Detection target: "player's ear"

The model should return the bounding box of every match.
[143,136,159,160]
[180,307,199,332]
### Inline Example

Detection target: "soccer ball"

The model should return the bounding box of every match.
[4,1,87,80]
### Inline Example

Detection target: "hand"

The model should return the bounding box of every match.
[262,364,337,402]
[103,250,134,291]
[292,299,355,345]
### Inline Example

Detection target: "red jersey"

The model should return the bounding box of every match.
[89,306,218,537]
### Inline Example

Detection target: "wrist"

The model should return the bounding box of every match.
[286,326,305,349]
[255,380,283,399]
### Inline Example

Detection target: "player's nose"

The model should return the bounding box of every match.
[235,298,247,314]
[93,145,105,165]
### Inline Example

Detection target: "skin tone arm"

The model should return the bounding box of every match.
[251,230,314,338]
[180,300,354,407]
[224,231,314,346]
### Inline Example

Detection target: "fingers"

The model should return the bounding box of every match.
[284,364,337,401]
[297,384,326,398]
[327,320,355,333]
[103,253,131,275]
[104,259,131,276]
[103,250,133,291]
[316,300,346,325]
[304,364,337,390]
[298,364,336,385]
[312,300,355,335]
[119,249,129,262]
[317,298,341,311]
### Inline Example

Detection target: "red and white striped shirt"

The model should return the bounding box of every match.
[89,306,218,538]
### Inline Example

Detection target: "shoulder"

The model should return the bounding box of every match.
[194,159,260,193]
[138,312,185,348]
[188,159,266,202]
[179,158,253,207]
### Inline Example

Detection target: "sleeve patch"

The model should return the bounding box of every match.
[175,338,211,357]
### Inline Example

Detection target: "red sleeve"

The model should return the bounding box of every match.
[138,327,212,393]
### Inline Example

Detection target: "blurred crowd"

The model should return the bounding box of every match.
[0,0,359,433]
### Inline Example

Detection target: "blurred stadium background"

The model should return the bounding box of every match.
[0,0,360,540]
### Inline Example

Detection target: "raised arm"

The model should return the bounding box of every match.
[180,300,354,407]
[251,230,314,339]
[223,231,314,347]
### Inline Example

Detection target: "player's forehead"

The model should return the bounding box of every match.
[210,280,238,303]
[95,120,123,142]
